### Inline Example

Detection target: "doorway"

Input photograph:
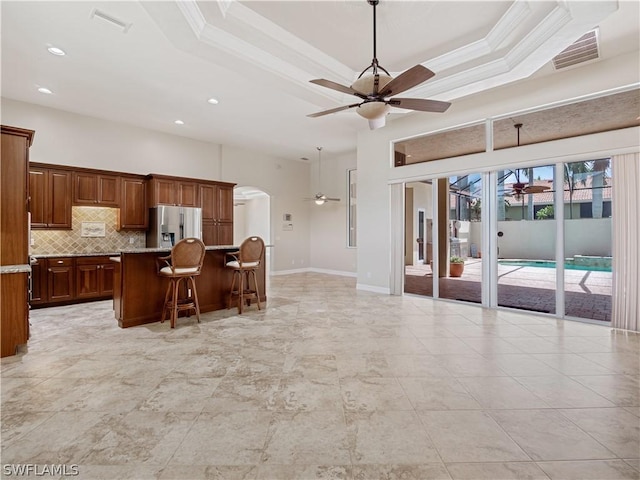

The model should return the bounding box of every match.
[233,186,272,273]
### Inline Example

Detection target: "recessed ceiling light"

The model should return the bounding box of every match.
[174,120,184,125]
[37,87,53,94]
[207,98,219,105]
[47,46,66,56]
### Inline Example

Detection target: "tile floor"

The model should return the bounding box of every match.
[1,273,638,480]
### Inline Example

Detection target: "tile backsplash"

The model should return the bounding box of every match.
[31,207,146,255]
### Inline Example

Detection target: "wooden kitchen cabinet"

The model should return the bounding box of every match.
[199,182,234,246]
[76,256,115,299]
[1,272,29,357]
[73,172,120,207]
[118,175,147,230]
[47,257,74,302]
[29,165,72,229]
[1,125,33,266]
[29,257,47,305]
[147,175,199,207]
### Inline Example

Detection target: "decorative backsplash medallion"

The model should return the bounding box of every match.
[31,207,146,255]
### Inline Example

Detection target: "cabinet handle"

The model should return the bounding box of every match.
[57,260,63,264]
[48,268,52,272]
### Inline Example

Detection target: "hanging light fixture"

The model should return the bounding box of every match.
[310,147,340,205]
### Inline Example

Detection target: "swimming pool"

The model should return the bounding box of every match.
[498,260,612,272]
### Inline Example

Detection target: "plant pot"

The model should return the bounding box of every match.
[449,263,464,277]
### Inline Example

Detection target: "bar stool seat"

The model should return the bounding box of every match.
[225,236,265,314]
[157,238,206,328]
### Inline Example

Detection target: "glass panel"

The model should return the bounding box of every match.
[404,181,433,297]
[497,165,557,314]
[563,159,612,321]
[438,174,483,304]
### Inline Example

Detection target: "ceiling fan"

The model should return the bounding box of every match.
[307,0,451,130]
[306,147,340,205]
[508,123,550,201]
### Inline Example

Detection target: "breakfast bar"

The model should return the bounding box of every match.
[112,246,266,328]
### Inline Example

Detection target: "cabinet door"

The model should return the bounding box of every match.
[48,170,72,229]
[73,172,98,204]
[98,175,120,206]
[178,182,198,207]
[199,184,215,222]
[29,169,48,228]
[216,222,234,245]
[1,130,29,266]
[152,178,177,206]
[217,185,234,222]
[100,262,115,296]
[202,221,216,246]
[76,264,100,298]
[47,258,74,301]
[119,177,147,230]
[1,272,29,358]
[29,258,47,304]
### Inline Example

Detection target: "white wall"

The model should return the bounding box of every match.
[309,150,357,275]
[1,98,311,273]
[356,51,640,291]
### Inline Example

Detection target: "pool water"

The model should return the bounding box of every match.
[499,260,612,273]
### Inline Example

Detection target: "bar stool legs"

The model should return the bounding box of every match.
[228,268,261,314]
[161,276,201,329]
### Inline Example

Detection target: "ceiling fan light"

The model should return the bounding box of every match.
[351,73,393,95]
[315,198,326,205]
[356,101,390,120]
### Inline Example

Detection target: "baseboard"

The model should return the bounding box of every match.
[356,283,391,294]
[270,268,357,278]
[308,268,357,278]
[270,268,311,276]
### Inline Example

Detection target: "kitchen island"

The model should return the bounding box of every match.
[112,246,266,328]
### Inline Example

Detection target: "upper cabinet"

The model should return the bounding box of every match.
[118,175,147,230]
[1,125,33,266]
[29,164,72,230]
[147,175,199,207]
[73,172,120,207]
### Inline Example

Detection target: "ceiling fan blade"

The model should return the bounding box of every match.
[310,79,367,99]
[387,97,451,113]
[307,103,361,118]
[379,65,435,97]
[326,197,340,202]
[523,185,550,194]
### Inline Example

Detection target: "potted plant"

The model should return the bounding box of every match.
[449,256,465,277]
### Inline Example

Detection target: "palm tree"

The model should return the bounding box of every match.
[590,158,611,218]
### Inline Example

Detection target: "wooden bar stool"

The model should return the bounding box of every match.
[157,238,206,328]
[225,236,265,314]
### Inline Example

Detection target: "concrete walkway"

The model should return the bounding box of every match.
[405,259,612,322]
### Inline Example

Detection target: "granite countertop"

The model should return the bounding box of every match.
[31,244,272,258]
[119,245,239,254]
[0,264,31,274]
[31,252,122,258]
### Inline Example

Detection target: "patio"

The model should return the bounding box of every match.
[405,260,612,322]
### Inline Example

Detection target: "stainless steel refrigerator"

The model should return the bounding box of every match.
[146,206,202,248]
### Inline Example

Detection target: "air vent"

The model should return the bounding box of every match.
[90,8,132,33]
[553,29,599,70]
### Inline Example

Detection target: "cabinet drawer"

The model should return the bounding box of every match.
[76,256,111,266]
[47,257,74,267]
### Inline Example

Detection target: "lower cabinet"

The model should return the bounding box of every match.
[1,272,29,357]
[47,257,74,302]
[30,255,117,308]
[76,256,114,299]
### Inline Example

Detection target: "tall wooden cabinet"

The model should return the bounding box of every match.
[200,182,234,245]
[1,125,34,357]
